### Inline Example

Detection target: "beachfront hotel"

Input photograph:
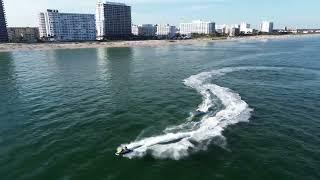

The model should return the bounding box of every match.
[229,27,240,37]
[132,24,157,37]
[39,9,96,41]
[179,20,215,35]
[260,21,274,33]
[156,24,177,39]
[216,24,228,35]
[96,1,132,40]
[216,24,240,37]
[240,22,253,34]
[0,0,8,42]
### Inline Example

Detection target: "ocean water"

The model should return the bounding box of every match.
[0,37,320,180]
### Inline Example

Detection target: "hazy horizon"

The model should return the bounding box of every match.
[3,0,320,29]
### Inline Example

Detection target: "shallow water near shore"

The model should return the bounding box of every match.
[0,37,320,180]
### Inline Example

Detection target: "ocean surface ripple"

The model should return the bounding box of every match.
[1,37,320,180]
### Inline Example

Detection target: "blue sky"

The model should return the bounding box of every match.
[4,0,320,29]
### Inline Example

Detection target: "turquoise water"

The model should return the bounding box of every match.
[0,37,320,180]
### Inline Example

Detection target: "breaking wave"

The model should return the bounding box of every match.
[118,67,279,160]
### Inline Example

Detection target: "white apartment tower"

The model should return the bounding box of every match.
[240,22,253,34]
[132,25,139,36]
[39,9,96,41]
[96,2,105,40]
[179,20,215,35]
[260,21,274,33]
[96,1,132,40]
[156,24,177,39]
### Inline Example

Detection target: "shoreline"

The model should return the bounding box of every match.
[0,34,319,53]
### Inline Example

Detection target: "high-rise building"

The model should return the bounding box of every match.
[229,27,240,37]
[96,1,132,40]
[156,24,177,39]
[39,9,96,41]
[179,20,215,35]
[260,21,274,33]
[240,22,253,34]
[216,24,228,35]
[132,24,156,37]
[0,0,8,42]
[216,24,240,36]
[132,25,139,36]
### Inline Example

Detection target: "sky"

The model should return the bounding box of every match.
[3,0,320,29]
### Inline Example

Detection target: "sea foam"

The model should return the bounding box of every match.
[119,67,258,160]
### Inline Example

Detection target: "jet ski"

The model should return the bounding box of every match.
[194,110,206,117]
[115,146,133,156]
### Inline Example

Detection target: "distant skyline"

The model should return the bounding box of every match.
[3,0,320,29]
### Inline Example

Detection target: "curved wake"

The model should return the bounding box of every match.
[118,67,274,160]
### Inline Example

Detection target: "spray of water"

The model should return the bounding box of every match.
[118,67,278,160]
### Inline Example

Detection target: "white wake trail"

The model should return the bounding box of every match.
[118,67,276,160]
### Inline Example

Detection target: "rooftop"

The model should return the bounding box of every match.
[180,20,215,24]
[105,1,128,6]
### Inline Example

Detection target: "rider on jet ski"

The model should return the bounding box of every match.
[116,146,132,156]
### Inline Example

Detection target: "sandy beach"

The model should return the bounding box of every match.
[0,34,319,52]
